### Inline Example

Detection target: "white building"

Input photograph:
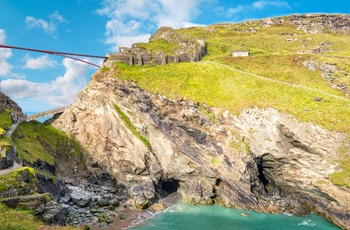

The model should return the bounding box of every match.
[232,50,249,57]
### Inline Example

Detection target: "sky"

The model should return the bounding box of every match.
[0,0,349,113]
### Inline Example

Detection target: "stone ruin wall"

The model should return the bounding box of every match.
[107,41,207,66]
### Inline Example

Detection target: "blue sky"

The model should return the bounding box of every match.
[0,0,349,113]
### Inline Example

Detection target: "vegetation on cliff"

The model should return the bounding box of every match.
[114,104,152,150]
[0,167,37,194]
[0,108,12,157]
[12,120,84,167]
[107,15,350,187]
[0,202,77,230]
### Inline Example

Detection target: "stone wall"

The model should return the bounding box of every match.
[107,26,207,67]
[108,44,206,67]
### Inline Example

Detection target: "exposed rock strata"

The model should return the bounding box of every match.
[261,14,350,35]
[53,69,350,229]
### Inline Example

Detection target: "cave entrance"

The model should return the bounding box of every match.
[161,180,180,197]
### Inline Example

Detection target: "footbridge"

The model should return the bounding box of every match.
[0,44,108,68]
[26,106,68,122]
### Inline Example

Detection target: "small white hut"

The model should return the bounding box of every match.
[232,50,249,57]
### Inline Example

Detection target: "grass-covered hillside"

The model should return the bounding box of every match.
[0,108,12,159]
[106,14,350,186]
[12,120,84,167]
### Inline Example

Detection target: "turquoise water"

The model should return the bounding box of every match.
[130,203,340,230]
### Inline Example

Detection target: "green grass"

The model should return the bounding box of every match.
[137,39,180,56]
[12,121,83,166]
[0,108,12,157]
[0,108,12,136]
[112,61,350,133]
[114,104,152,150]
[0,167,37,194]
[34,169,58,185]
[329,145,350,187]
[178,23,350,58]
[0,202,43,230]
[0,203,79,230]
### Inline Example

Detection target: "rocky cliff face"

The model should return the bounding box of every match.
[53,68,350,229]
[261,14,350,35]
[0,92,22,114]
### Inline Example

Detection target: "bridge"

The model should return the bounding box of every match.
[0,44,108,68]
[26,106,68,122]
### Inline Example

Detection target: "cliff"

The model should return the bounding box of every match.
[53,69,350,229]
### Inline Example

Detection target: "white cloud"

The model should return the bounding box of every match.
[227,5,245,16]
[25,11,68,37]
[252,0,291,10]
[1,58,89,107]
[97,0,207,51]
[23,54,57,70]
[225,1,291,19]
[0,29,13,76]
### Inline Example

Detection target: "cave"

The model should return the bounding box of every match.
[254,157,269,188]
[161,180,180,196]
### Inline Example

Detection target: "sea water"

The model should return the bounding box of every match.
[130,203,340,230]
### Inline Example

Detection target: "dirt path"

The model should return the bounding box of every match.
[0,162,21,176]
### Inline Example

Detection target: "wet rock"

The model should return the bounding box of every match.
[40,200,66,225]
[108,198,120,206]
[149,203,166,212]
[97,198,109,207]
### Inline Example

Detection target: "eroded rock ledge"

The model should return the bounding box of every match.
[53,69,350,229]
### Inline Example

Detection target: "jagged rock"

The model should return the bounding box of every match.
[0,92,23,114]
[1,193,66,225]
[179,179,214,206]
[303,61,319,71]
[40,200,66,225]
[68,185,93,208]
[261,14,350,35]
[129,181,156,209]
[320,63,338,73]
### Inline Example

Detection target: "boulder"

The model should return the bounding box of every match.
[149,203,166,212]
[130,182,156,209]
[68,186,92,208]
[179,180,214,206]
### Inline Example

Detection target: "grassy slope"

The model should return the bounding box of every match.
[110,19,350,186]
[0,203,77,230]
[0,167,36,194]
[0,108,12,158]
[12,120,83,166]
